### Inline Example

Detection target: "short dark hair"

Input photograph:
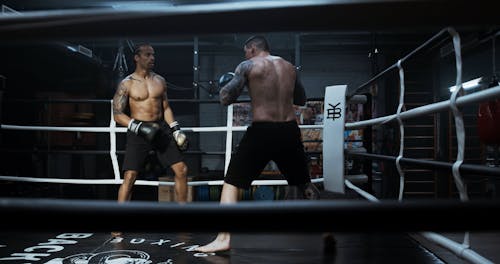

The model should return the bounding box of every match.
[133,43,152,55]
[244,35,270,52]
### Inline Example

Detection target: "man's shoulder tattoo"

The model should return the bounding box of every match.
[237,60,253,75]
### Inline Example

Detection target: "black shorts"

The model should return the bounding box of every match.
[122,121,184,173]
[225,120,310,189]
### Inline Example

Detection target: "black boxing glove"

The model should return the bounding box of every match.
[169,121,189,151]
[128,119,160,142]
[218,72,235,88]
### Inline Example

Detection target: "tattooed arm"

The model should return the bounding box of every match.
[219,60,252,106]
[112,81,132,127]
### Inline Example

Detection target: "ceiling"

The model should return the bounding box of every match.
[1,0,498,97]
[3,0,488,56]
[1,0,499,40]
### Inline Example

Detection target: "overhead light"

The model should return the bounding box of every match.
[65,43,93,57]
[66,45,77,52]
[77,45,92,58]
[449,77,483,93]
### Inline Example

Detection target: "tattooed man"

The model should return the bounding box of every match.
[196,36,320,253]
[111,43,189,236]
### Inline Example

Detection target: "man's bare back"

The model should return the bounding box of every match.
[247,55,297,122]
[219,52,302,123]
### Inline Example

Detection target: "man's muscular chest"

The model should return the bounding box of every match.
[129,81,164,101]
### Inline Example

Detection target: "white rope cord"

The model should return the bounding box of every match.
[448,28,469,202]
[379,59,407,201]
[395,60,406,201]
[447,26,471,252]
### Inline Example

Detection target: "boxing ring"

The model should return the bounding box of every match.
[2,1,500,264]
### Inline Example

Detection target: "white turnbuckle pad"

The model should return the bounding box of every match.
[322,85,347,193]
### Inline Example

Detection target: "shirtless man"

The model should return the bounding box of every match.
[196,35,320,253]
[112,43,189,236]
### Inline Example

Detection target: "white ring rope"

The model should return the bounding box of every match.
[395,60,406,201]
[0,175,323,187]
[0,100,324,187]
[447,26,471,252]
[0,124,251,133]
[347,85,500,130]
[448,28,469,202]
[2,87,499,133]
[344,179,378,202]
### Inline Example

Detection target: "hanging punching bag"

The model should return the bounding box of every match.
[477,77,500,145]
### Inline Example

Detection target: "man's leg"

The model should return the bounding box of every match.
[112,170,138,237]
[195,183,239,253]
[118,170,138,202]
[171,161,188,203]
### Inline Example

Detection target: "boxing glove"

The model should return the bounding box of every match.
[128,119,160,142]
[218,72,235,88]
[169,121,189,151]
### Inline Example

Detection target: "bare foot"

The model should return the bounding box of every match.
[196,233,231,253]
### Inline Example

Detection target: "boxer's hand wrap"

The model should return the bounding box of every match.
[169,121,189,151]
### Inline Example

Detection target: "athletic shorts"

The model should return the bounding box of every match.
[122,120,183,173]
[224,120,310,189]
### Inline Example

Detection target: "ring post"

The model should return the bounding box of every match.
[323,85,347,193]
[224,104,234,176]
